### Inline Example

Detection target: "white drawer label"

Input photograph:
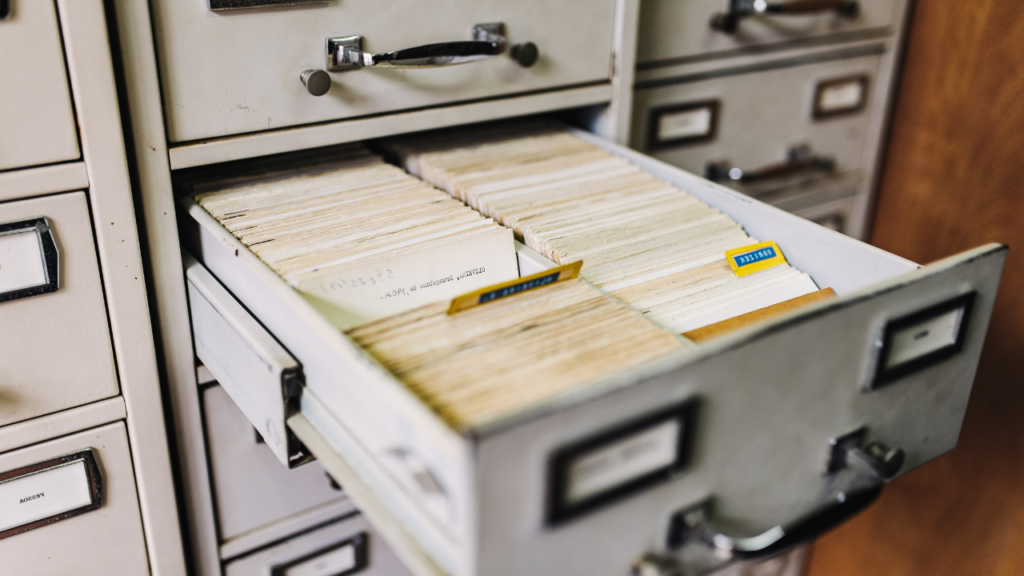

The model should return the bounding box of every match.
[284,543,357,576]
[814,76,868,118]
[0,230,46,294]
[566,419,680,505]
[657,107,713,142]
[0,460,93,533]
[886,307,964,369]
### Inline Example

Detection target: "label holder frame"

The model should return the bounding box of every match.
[869,292,976,390]
[546,399,698,526]
[0,449,103,541]
[646,100,721,151]
[0,217,60,303]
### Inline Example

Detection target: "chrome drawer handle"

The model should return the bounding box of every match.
[635,441,903,575]
[327,23,537,72]
[711,0,860,34]
[705,144,835,184]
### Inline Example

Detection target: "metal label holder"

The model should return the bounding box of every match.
[0,450,103,541]
[0,217,59,303]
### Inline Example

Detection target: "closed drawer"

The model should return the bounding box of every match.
[0,192,118,427]
[0,422,150,575]
[789,193,858,235]
[0,0,79,171]
[150,0,616,143]
[183,127,1005,576]
[203,383,351,542]
[224,513,410,576]
[637,0,899,65]
[631,53,880,200]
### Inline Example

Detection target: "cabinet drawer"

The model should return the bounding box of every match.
[632,53,880,199]
[182,127,1005,576]
[150,0,616,143]
[203,383,352,542]
[0,192,118,427]
[0,422,149,575]
[0,0,79,171]
[637,0,899,65]
[224,513,410,576]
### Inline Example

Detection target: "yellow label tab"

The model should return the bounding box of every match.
[725,241,787,277]
[447,261,582,314]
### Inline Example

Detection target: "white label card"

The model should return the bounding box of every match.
[284,543,357,576]
[657,107,713,142]
[817,79,865,114]
[0,230,47,294]
[886,307,964,369]
[0,460,93,533]
[565,419,680,505]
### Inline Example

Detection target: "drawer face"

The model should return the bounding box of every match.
[631,54,880,196]
[0,192,118,427]
[151,0,616,142]
[203,384,347,541]
[224,513,410,576]
[0,0,79,171]
[789,193,858,234]
[0,422,150,575]
[637,0,897,64]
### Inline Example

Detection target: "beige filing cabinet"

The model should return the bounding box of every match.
[0,0,184,574]
[632,0,911,240]
[106,2,1002,576]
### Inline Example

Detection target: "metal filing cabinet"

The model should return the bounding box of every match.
[632,0,911,239]
[0,0,185,574]
[105,2,1004,576]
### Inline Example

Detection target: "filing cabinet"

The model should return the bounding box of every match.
[0,0,79,171]
[107,1,1005,576]
[0,422,150,575]
[224,513,410,576]
[637,0,898,65]
[0,192,119,426]
[203,383,352,542]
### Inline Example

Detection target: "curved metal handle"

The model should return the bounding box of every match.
[711,0,860,34]
[705,145,835,184]
[329,23,513,71]
[675,445,888,563]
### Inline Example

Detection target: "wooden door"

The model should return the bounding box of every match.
[806,2,1024,575]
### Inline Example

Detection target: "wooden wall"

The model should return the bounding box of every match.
[806,2,1024,574]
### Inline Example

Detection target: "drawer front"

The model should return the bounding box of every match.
[637,0,898,64]
[151,0,616,142]
[203,384,348,542]
[0,422,149,575]
[225,513,411,576]
[0,0,79,171]
[0,192,118,426]
[631,53,880,198]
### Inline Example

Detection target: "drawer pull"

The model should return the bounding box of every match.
[705,145,835,185]
[300,69,332,97]
[711,0,860,34]
[636,442,895,574]
[327,22,522,72]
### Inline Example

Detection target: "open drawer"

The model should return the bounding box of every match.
[181,129,1005,576]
